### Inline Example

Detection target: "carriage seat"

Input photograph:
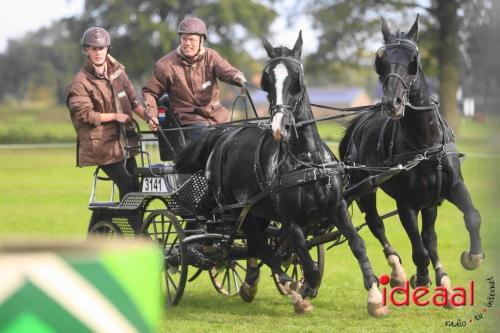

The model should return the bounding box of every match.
[133,163,180,177]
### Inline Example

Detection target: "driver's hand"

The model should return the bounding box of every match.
[115,113,131,123]
[233,73,247,87]
[148,117,159,131]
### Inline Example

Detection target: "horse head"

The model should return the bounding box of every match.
[261,31,305,142]
[375,15,422,118]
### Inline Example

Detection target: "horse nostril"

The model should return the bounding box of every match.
[393,97,402,107]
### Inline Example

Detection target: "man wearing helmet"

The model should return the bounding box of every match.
[142,17,247,139]
[66,27,155,200]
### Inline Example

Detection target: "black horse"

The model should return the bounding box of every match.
[176,32,388,316]
[339,16,484,301]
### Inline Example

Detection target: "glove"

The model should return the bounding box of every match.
[233,73,247,87]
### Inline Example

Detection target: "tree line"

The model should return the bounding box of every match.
[0,0,498,129]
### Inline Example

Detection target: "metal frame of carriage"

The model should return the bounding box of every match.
[86,93,420,306]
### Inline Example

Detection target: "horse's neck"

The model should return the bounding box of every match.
[400,74,442,148]
[288,93,332,163]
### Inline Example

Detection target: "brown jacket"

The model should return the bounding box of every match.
[66,55,140,167]
[142,46,242,125]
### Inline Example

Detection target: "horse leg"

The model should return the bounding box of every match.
[358,193,407,288]
[239,214,264,302]
[421,206,453,308]
[240,214,292,303]
[283,222,320,314]
[445,180,484,270]
[333,200,388,317]
[397,202,431,288]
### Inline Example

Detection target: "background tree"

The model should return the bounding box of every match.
[78,0,277,80]
[0,18,89,104]
[463,0,500,114]
[297,0,493,130]
[0,0,278,103]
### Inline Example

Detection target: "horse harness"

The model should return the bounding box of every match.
[207,125,342,227]
[345,102,461,208]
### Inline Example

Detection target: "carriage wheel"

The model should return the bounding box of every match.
[88,220,122,238]
[208,240,247,296]
[272,244,325,296]
[140,210,188,306]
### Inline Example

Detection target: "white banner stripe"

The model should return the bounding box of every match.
[0,253,139,333]
[0,266,24,303]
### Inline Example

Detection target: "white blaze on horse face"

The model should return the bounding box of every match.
[271,63,288,141]
[271,112,284,141]
[273,63,288,106]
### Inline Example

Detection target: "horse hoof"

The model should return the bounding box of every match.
[390,274,407,289]
[239,281,258,303]
[387,255,407,289]
[294,298,313,315]
[460,251,483,271]
[367,302,389,318]
[289,280,300,292]
[410,275,417,289]
[439,276,455,309]
[410,274,430,289]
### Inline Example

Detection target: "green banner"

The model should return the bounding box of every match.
[0,239,162,333]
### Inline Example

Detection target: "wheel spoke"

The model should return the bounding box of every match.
[161,216,165,238]
[165,273,173,304]
[221,268,229,290]
[234,261,247,273]
[231,269,240,292]
[152,218,159,240]
[292,264,298,281]
[166,271,178,291]
[142,212,186,305]
[164,221,173,248]
[233,267,244,284]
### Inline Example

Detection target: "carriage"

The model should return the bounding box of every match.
[86,22,483,314]
[86,96,405,308]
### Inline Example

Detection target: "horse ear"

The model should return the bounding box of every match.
[292,30,303,59]
[263,38,275,58]
[407,14,419,42]
[381,17,392,44]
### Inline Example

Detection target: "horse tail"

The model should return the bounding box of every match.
[175,128,226,173]
[339,115,364,161]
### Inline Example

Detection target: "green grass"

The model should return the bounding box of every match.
[0,118,499,332]
[0,102,77,143]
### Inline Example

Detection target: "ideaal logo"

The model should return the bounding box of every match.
[379,274,474,307]
[443,276,496,328]
[379,275,495,328]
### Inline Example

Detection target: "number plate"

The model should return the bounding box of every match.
[142,177,167,192]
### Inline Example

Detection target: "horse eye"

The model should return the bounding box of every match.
[374,56,385,75]
[260,74,270,92]
[374,48,387,76]
[408,55,419,75]
[291,78,301,95]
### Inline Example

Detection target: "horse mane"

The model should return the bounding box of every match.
[175,128,226,173]
[338,114,365,161]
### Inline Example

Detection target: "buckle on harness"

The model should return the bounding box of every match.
[257,121,270,130]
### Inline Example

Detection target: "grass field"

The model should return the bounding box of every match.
[0,101,76,144]
[0,117,499,332]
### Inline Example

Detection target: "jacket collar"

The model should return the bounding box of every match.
[83,54,124,80]
[176,45,206,66]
